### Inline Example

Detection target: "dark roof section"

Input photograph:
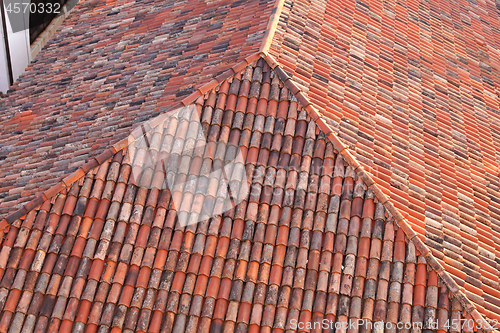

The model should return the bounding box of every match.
[0,0,499,329]
[0,0,274,216]
[0,61,472,333]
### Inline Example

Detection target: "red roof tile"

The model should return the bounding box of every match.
[0,0,274,216]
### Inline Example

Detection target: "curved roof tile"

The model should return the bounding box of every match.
[0,61,478,331]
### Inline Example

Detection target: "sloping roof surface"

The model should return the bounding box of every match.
[269,0,500,318]
[0,0,273,216]
[1,0,500,329]
[0,61,470,333]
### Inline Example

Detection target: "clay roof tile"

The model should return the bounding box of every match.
[0,12,494,328]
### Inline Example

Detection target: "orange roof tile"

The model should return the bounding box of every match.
[269,0,500,323]
[0,0,275,216]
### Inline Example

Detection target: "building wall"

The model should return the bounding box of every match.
[0,14,10,93]
[0,0,79,93]
[0,6,30,94]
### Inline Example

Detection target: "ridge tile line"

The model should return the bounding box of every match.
[259,0,286,56]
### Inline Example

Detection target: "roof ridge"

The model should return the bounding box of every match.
[259,0,286,56]
[260,53,495,333]
[0,52,260,234]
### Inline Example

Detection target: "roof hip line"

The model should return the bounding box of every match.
[0,39,494,330]
[259,0,286,56]
[259,53,494,333]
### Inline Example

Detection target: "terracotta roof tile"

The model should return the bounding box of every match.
[0,0,277,217]
[0,0,498,327]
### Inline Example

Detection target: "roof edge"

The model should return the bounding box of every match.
[0,52,261,234]
[260,53,494,332]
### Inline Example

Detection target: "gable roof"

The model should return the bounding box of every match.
[0,60,477,332]
[1,0,500,330]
